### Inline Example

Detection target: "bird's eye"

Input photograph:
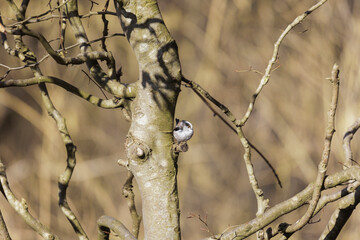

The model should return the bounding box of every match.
[185,122,191,128]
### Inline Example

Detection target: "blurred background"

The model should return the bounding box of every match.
[1,0,360,239]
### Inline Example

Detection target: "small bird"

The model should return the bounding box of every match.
[173,119,194,143]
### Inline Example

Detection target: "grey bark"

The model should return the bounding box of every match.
[115,0,183,239]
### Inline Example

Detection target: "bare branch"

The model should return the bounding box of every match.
[240,0,329,126]
[0,159,60,240]
[243,132,270,218]
[0,76,128,108]
[55,122,89,240]
[97,215,137,240]
[283,64,339,236]
[37,76,88,239]
[343,118,360,169]
[4,3,90,237]
[268,181,360,239]
[205,166,360,240]
[38,83,90,240]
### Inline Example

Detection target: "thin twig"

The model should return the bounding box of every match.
[0,55,49,80]
[236,66,263,76]
[182,77,238,126]
[188,213,214,236]
[240,0,329,126]
[81,69,108,99]
[88,0,99,11]
[248,141,282,188]
[81,10,117,19]
[190,86,237,133]
[6,0,70,27]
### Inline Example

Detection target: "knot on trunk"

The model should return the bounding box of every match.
[125,134,151,163]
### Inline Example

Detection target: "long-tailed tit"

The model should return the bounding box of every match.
[173,119,194,143]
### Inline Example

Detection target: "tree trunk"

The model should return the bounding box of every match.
[115,0,182,239]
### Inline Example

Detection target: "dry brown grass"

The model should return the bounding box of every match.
[1,0,360,239]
